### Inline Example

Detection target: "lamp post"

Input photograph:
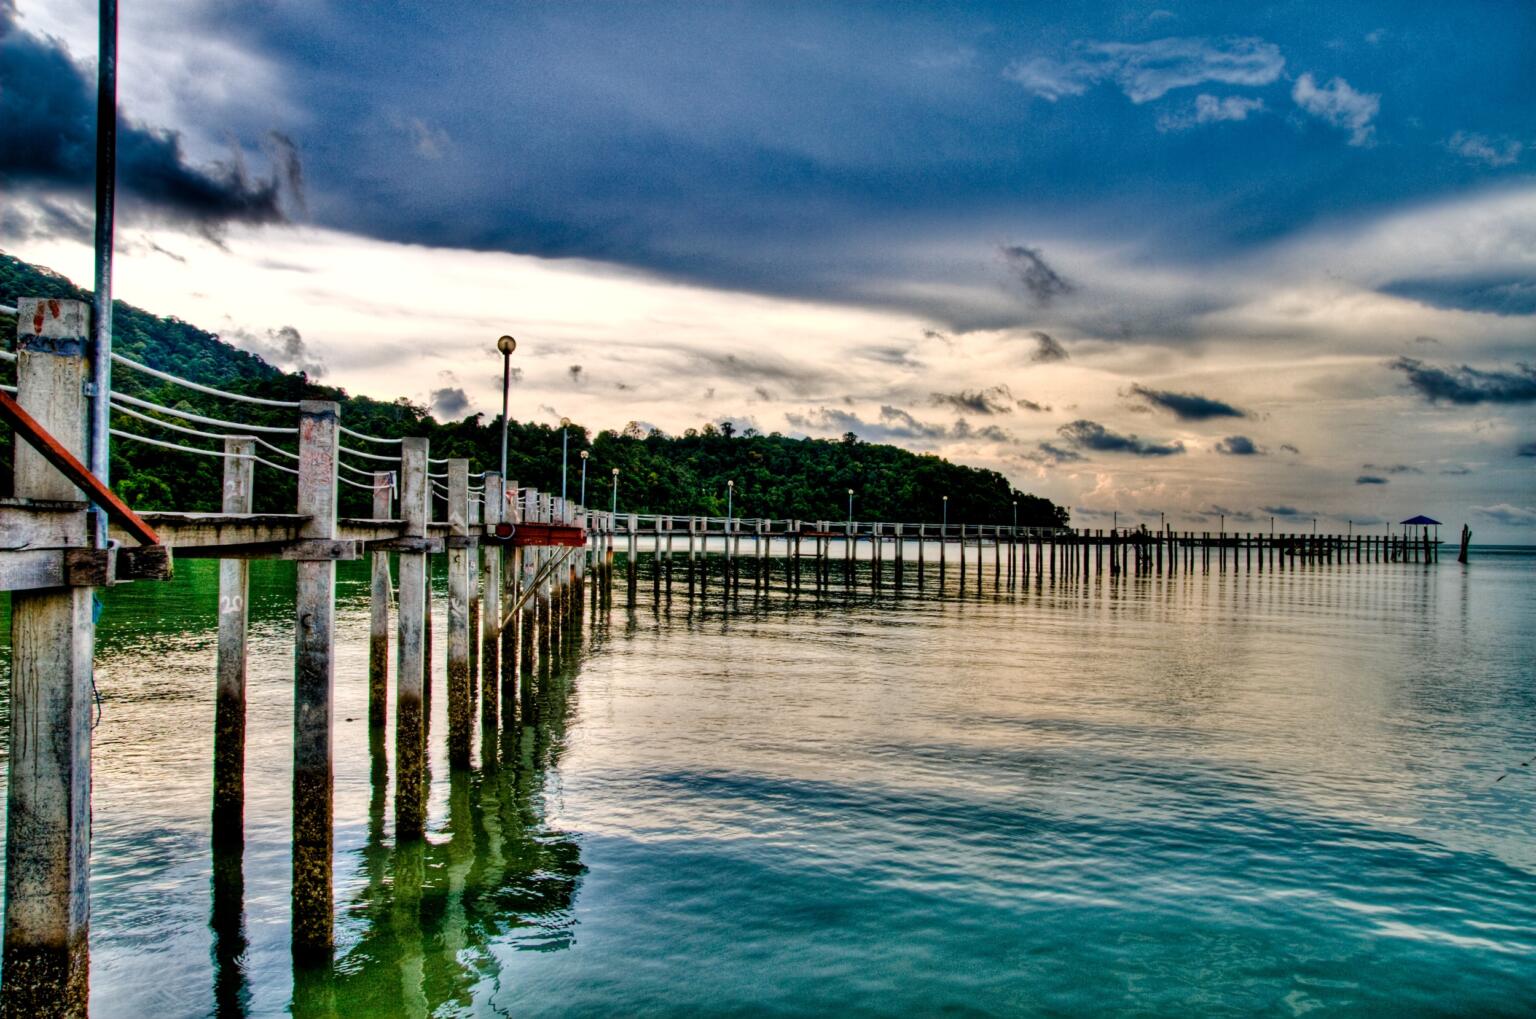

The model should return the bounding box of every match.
[559,417,571,504]
[727,480,734,529]
[942,494,948,534]
[847,488,854,525]
[1012,500,1017,533]
[496,335,517,480]
[579,449,588,507]
[610,467,619,517]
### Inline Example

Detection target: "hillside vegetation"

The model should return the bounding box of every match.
[0,252,1066,527]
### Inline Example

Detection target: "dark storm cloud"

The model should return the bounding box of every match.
[1390,357,1536,405]
[1128,384,1246,421]
[1023,441,1085,465]
[1058,419,1184,456]
[1355,475,1388,485]
[1028,331,1069,363]
[1362,463,1421,474]
[225,324,325,377]
[430,386,470,418]
[1016,397,1050,412]
[1000,246,1074,305]
[930,385,1014,415]
[1214,435,1262,455]
[0,5,296,230]
[786,404,1013,445]
[1381,276,1536,316]
[76,1,1532,332]
[1261,505,1308,517]
[689,351,824,388]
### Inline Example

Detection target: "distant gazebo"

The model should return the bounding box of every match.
[1401,514,1441,542]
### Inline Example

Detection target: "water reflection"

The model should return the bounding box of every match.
[268,663,584,1018]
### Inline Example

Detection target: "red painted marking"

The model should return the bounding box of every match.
[47,299,60,318]
[32,305,44,334]
[0,390,161,547]
[511,523,586,548]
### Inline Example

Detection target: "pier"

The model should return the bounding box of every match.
[0,297,1444,1015]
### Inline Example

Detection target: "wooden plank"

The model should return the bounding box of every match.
[0,501,91,549]
[171,539,361,561]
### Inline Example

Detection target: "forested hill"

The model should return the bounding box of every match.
[0,252,1067,526]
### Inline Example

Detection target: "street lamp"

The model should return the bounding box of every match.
[1012,500,1017,532]
[727,480,734,527]
[610,467,619,517]
[942,494,948,533]
[847,488,854,524]
[560,417,571,504]
[496,335,517,480]
[580,449,589,507]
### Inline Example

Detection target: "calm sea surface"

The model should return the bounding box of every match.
[1,546,1534,1016]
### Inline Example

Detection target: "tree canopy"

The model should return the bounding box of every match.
[1,252,1066,526]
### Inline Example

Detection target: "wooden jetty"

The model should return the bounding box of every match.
[0,297,1443,1015]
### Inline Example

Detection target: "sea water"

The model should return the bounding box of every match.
[0,547,1532,1016]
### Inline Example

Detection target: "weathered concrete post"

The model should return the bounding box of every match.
[368,471,392,729]
[627,513,639,602]
[395,438,430,841]
[481,474,504,735]
[501,479,520,716]
[292,400,340,963]
[3,299,94,1016]
[213,437,255,848]
[446,459,472,769]
[519,489,538,697]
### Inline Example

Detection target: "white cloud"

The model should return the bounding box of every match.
[1472,503,1536,526]
[1001,56,1095,102]
[1291,73,1379,147]
[1447,131,1523,168]
[1157,93,1266,132]
[1005,37,1284,105]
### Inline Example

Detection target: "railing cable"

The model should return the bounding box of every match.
[111,352,301,408]
[339,444,401,463]
[339,425,403,445]
[111,392,296,434]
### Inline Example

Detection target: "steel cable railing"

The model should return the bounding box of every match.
[112,352,301,408]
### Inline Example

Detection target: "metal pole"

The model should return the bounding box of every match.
[847,488,853,526]
[560,419,569,503]
[580,450,588,507]
[611,468,618,516]
[90,0,119,548]
[496,335,516,481]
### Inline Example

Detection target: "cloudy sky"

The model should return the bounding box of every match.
[2,0,1533,537]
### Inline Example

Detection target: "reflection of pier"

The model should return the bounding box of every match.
[210,673,586,1018]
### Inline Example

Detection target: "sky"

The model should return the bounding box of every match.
[2,0,1533,538]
